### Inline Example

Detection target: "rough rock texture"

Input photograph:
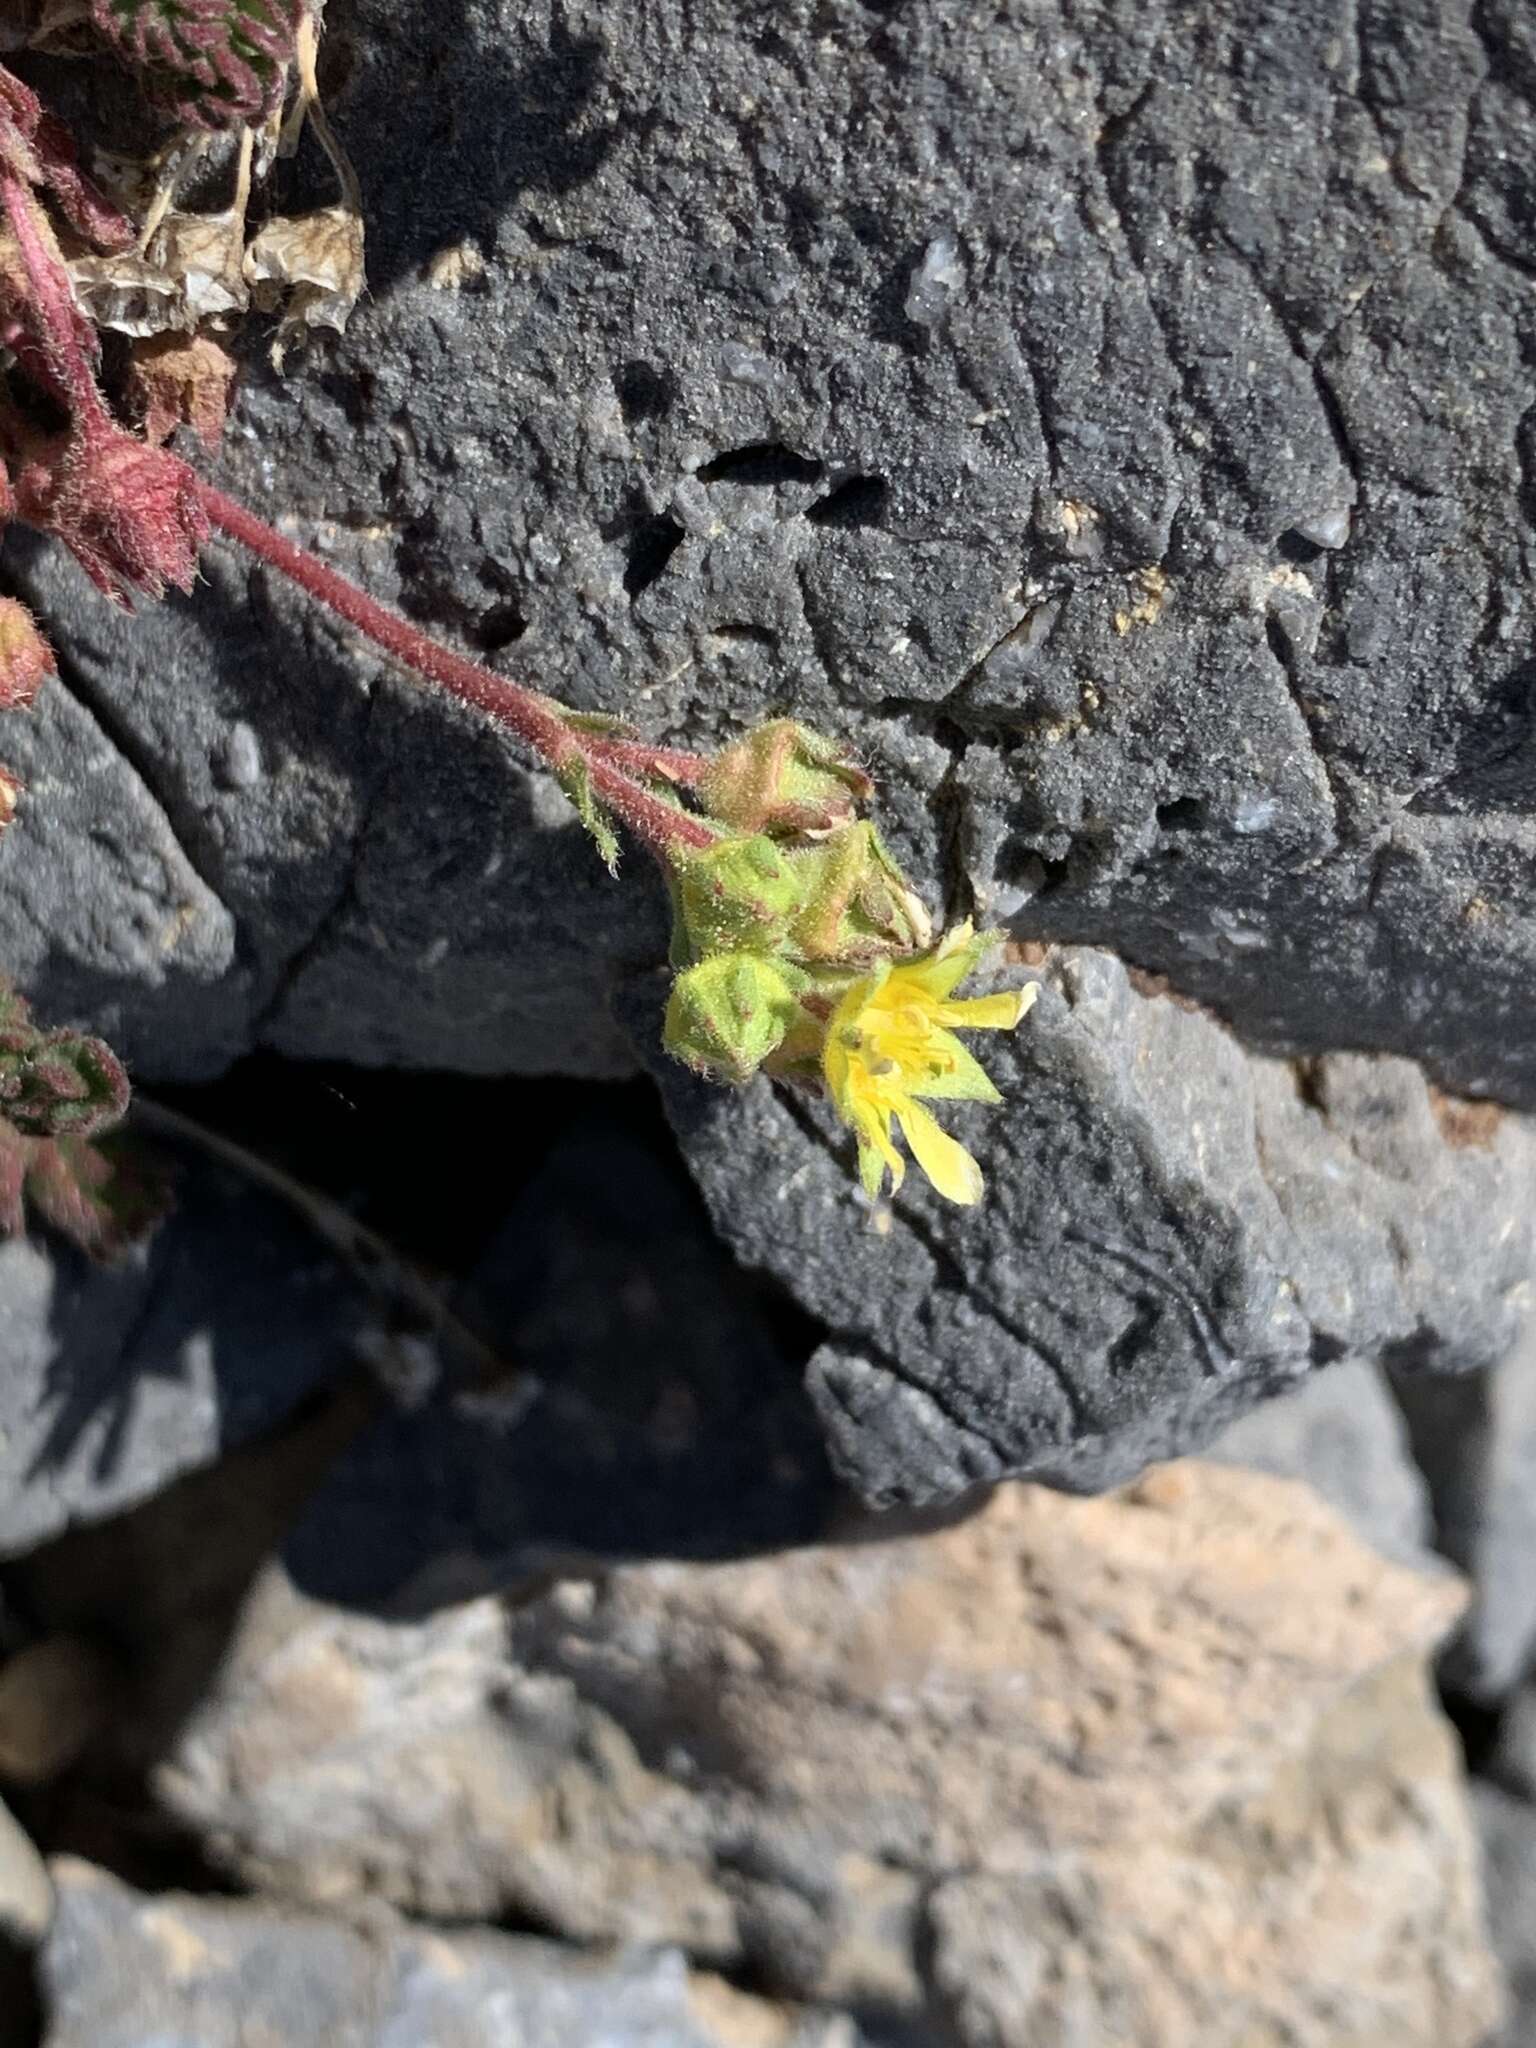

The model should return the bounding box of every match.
[150,1463,1501,2042]
[1474,1784,1536,2048]
[0,1156,371,1561]
[4,0,1534,1102]
[1393,1317,1536,1702]
[37,1859,848,2048]
[1207,1356,1432,1563]
[661,946,1536,1502]
[1,0,1533,1498]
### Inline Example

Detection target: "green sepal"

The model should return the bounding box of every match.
[555,754,621,875]
[785,822,932,963]
[669,833,808,961]
[698,718,873,835]
[663,952,806,1083]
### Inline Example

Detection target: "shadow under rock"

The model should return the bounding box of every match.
[282,1096,839,1613]
[314,0,638,291]
[1,1156,375,1562]
[1,1385,375,1891]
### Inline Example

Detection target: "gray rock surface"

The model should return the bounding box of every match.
[150,1464,1500,2041]
[1207,1356,1432,1564]
[660,946,1536,1504]
[1,0,1532,1111]
[0,0,1529,1510]
[1488,1684,1536,1804]
[1474,1783,1536,2048]
[0,1156,371,1561]
[1394,1317,1536,1703]
[38,1859,849,2048]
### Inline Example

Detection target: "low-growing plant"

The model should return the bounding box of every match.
[0,0,1034,1251]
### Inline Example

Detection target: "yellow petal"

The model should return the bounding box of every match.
[897,1099,984,1205]
[903,923,986,1002]
[937,984,1036,1033]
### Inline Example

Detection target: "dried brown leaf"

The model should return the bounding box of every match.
[242,201,363,368]
[146,205,248,321]
[126,327,237,449]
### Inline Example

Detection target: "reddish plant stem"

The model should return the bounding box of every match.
[0,153,109,433]
[585,735,709,785]
[197,484,718,855]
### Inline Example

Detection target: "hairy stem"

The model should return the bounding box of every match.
[0,151,109,429]
[198,483,718,855]
[585,735,709,785]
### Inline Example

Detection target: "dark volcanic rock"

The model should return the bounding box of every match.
[2,1,1534,1507]
[1393,1318,1536,1704]
[282,1117,836,1610]
[1207,1356,1433,1566]
[1,0,1531,1105]
[660,946,1536,1504]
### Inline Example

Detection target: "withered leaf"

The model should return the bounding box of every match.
[67,249,189,338]
[243,202,364,369]
[146,207,250,322]
[127,329,239,451]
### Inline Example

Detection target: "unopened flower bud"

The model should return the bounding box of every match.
[670,833,808,961]
[788,822,932,964]
[664,952,803,1083]
[0,763,19,834]
[14,416,209,606]
[0,598,55,711]
[699,719,873,835]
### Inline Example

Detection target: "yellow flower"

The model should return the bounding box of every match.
[822,924,1036,1206]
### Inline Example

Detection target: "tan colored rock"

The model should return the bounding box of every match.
[512,1462,1464,1865]
[927,1654,1503,2048]
[154,1464,1499,2044]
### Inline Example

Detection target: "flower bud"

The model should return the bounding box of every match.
[0,764,19,834]
[787,822,932,964]
[698,719,873,835]
[14,416,209,606]
[670,833,809,961]
[664,952,803,1083]
[0,598,55,712]
[0,984,129,1140]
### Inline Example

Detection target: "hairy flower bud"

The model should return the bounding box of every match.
[15,416,209,604]
[670,833,809,961]
[0,597,55,710]
[698,718,873,836]
[0,987,130,1140]
[664,952,804,1083]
